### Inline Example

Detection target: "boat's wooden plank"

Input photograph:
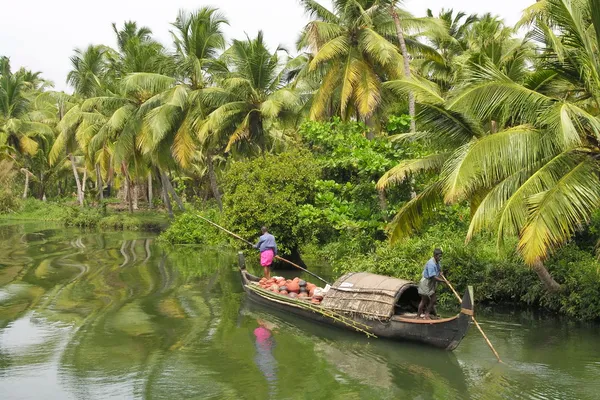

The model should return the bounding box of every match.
[391,315,459,324]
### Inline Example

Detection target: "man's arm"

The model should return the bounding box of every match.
[254,237,263,249]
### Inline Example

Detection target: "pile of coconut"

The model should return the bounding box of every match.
[257,276,325,305]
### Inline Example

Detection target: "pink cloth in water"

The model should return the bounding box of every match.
[260,249,274,267]
[254,326,271,343]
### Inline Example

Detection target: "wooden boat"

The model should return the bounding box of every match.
[238,255,473,351]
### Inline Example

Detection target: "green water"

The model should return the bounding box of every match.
[1,223,599,400]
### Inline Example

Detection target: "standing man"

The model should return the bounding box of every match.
[254,226,278,279]
[417,248,445,319]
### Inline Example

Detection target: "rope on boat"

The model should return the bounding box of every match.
[246,284,378,339]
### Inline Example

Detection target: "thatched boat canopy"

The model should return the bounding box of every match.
[321,272,415,320]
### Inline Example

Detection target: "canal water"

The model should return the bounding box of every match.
[0,223,599,399]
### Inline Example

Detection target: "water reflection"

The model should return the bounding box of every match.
[253,318,277,397]
[0,223,599,399]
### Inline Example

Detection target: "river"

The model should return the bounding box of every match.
[0,223,599,399]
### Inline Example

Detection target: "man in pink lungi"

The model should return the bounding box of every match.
[254,226,278,279]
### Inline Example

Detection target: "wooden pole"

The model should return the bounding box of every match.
[196,214,331,285]
[441,274,503,363]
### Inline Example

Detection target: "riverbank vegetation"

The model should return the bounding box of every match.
[2,0,600,319]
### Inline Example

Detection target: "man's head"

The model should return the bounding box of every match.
[433,248,443,262]
[261,226,268,234]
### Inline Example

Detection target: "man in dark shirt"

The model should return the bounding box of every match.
[254,226,278,279]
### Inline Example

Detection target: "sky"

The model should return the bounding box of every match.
[0,0,532,92]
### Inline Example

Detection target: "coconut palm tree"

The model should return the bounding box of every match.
[419,9,479,93]
[379,0,600,292]
[297,0,403,129]
[0,58,54,158]
[67,45,111,98]
[198,32,300,155]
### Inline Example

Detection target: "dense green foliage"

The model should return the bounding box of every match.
[306,208,600,320]
[221,150,321,254]
[296,119,413,245]
[158,206,227,245]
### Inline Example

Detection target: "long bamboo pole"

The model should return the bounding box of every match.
[196,214,331,285]
[441,274,503,363]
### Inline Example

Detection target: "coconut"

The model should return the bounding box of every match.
[298,292,307,298]
[288,292,298,298]
[309,287,316,297]
[286,281,300,293]
[270,284,279,292]
[279,290,288,295]
[279,285,288,292]
[306,283,316,292]
[311,298,321,305]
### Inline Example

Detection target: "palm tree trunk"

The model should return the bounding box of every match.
[82,169,87,203]
[69,154,84,207]
[533,258,562,292]
[122,162,133,213]
[390,4,416,133]
[96,163,104,201]
[21,169,30,199]
[164,172,185,211]
[206,152,223,211]
[159,169,174,218]
[133,181,139,210]
[147,173,153,209]
[107,160,114,197]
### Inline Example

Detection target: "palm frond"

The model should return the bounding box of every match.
[359,28,402,68]
[384,76,444,104]
[309,36,350,70]
[355,61,380,119]
[442,126,551,203]
[377,153,449,190]
[389,180,445,243]
[519,158,600,264]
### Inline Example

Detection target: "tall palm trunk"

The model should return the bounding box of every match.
[159,169,174,218]
[82,169,87,203]
[96,163,104,201]
[69,153,84,207]
[206,152,223,211]
[533,258,562,293]
[133,181,139,210]
[390,4,416,133]
[121,162,133,213]
[21,169,31,199]
[164,172,185,211]
[147,173,153,209]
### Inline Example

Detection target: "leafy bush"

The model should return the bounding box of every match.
[222,149,321,255]
[158,206,228,245]
[63,206,104,228]
[296,119,417,246]
[299,118,411,181]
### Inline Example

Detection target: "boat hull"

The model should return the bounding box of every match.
[240,269,472,350]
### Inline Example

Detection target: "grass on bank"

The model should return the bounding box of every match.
[0,198,171,231]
